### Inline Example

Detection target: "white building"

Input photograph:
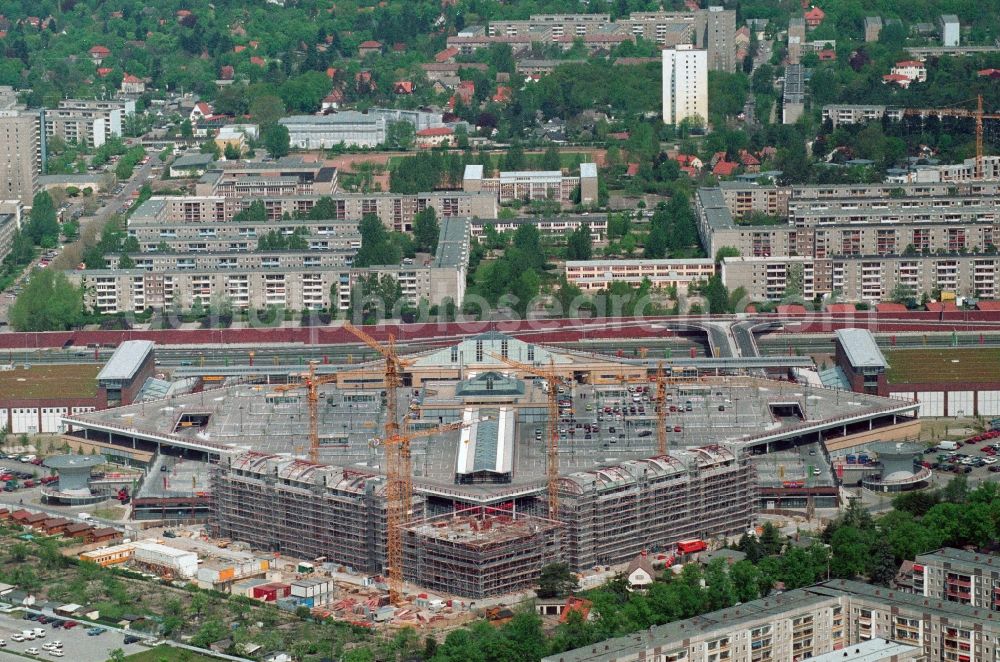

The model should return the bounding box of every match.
[939,14,960,47]
[565,258,716,292]
[662,45,708,126]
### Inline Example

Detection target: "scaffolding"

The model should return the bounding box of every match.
[209,452,392,575]
[403,506,561,599]
[558,445,755,571]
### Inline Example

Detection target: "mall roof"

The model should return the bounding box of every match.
[835,329,887,369]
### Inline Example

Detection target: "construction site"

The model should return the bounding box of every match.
[61,330,922,601]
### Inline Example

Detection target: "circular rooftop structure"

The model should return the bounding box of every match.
[42,454,105,503]
[862,441,930,493]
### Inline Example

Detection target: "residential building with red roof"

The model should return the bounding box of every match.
[435,47,459,63]
[89,45,110,63]
[250,56,266,67]
[219,65,235,80]
[492,85,512,103]
[887,60,926,87]
[415,126,454,148]
[121,73,145,95]
[804,6,825,28]
[96,67,113,78]
[978,68,1000,79]
[393,81,414,94]
[358,40,383,56]
[818,49,836,61]
[713,160,739,177]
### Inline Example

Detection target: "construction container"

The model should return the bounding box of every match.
[132,542,199,578]
[290,578,331,600]
[252,582,291,602]
[297,562,315,574]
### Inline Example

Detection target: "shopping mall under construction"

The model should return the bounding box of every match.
[61,332,921,598]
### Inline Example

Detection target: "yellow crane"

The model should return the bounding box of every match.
[272,361,337,464]
[370,416,485,603]
[487,353,564,519]
[341,322,416,605]
[904,95,1000,179]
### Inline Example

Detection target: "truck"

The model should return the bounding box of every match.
[937,440,960,451]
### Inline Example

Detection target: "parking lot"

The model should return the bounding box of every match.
[0,611,148,662]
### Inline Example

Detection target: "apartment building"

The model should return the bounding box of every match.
[194,158,339,197]
[788,17,806,64]
[128,217,361,254]
[0,203,22,264]
[42,99,135,148]
[721,254,1000,302]
[886,156,1000,184]
[469,9,735,70]
[565,258,716,292]
[0,110,39,206]
[911,548,1000,610]
[701,182,1000,301]
[662,46,708,126]
[822,104,906,127]
[470,215,607,242]
[783,64,806,125]
[545,578,1000,662]
[463,163,598,205]
[128,191,496,234]
[77,218,470,313]
[280,108,456,149]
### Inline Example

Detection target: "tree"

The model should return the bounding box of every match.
[537,562,579,598]
[262,123,290,158]
[566,223,593,261]
[385,121,415,150]
[541,145,561,171]
[714,246,741,263]
[250,95,287,128]
[223,142,241,160]
[868,536,898,587]
[27,191,59,245]
[354,214,401,268]
[107,649,126,662]
[9,270,85,331]
[412,207,439,254]
[830,526,869,579]
[759,522,783,556]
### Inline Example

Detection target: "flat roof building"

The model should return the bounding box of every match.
[662,45,708,126]
[463,164,598,205]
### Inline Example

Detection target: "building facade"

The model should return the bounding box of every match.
[463,164,598,205]
[543,579,991,662]
[911,548,1000,610]
[700,182,1000,302]
[662,46,708,126]
[280,109,457,149]
[0,110,39,206]
[127,191,496,235]
[43,99,135,148]
[565,258,716,292]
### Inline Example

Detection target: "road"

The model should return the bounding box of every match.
[0,147,161,325]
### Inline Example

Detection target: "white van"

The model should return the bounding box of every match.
[937,440,960,451]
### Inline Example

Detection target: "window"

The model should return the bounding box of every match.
[475,340,483,362]
[527,345,535,362]
[451,346,458,363]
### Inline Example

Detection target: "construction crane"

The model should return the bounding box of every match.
[904,95,1000,179]
[487,352,563,520]
[655,362,668,456]
[272,361,337,464]
[341,322,416,605]
[369,416,486,604]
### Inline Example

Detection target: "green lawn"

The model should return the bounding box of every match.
[885,348,1000,384]
[124,644,224,661]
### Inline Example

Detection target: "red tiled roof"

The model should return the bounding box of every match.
[250,56,265,66]
[978,68,1000,78]
[96,67,113,77]
[234,45,246,53]
[359,40,382,48]
[220,65,234,79]
[805,6,825,20]
[925,301,958,312]
[416,127,454,137]
[739,150,760,166]
[976,300,1000,311]
[394,81,414,94]
[90,45,110,56]
[818,49,836,60]
[825,303,855,313]
[875,302,907,313]
[435,47,459,63]
[625,162,640,176]
[713,160,738,177]
[882,73,909,83]
[608,131,630,140]
[122,73,141,83]
[895,60,924,68]
[493,85,512,102]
